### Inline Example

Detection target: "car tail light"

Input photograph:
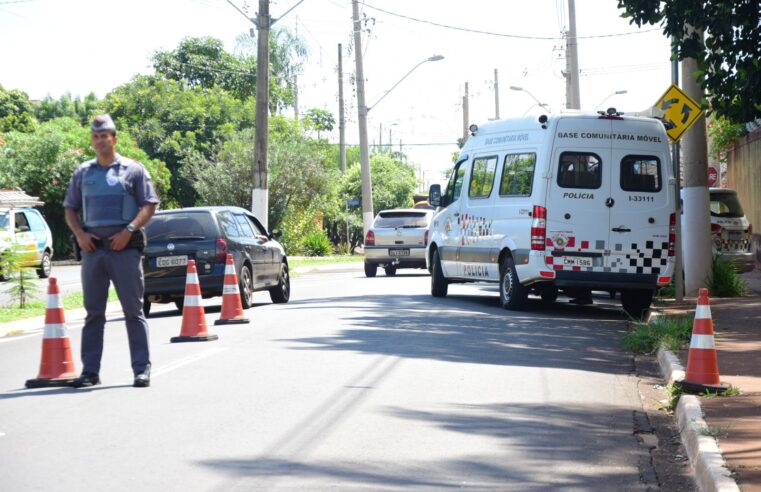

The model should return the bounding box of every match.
[668,213,676,257]
[710,223,723,235]
[748,224,753,235]
[531,205,547,251]
[365,230,375,246]
[215,238,228,260]
[424,230,429,246]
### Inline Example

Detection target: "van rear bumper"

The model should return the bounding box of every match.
[554,271,658,290]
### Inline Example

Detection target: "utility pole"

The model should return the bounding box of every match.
[338,43,346,174]
[352,0,374,234]
[293,74,299,119]
[462,82,469,144]
[671,36,684,302]
[681,27,712,295]
[565,0,581,109]
[252,0,270,229]
[494,68,500,119]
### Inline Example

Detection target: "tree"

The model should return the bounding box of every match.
[304,108,335,139]
[0,85,35,133]
[618,0,761,123]
[34,92,101,125]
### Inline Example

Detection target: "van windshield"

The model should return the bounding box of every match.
[374,212,430,229]
[710,192,745,218]
[0,212,8,231]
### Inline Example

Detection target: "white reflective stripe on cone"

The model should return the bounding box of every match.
[186,272,200,285]
[43,323,68,339]
[183,295,203,307]
[225,264,235,274]
[695,304,712,319]
[223,284,239,294]
[46,294,63,309]
[690,334,715,349]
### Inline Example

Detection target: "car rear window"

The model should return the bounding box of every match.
[558,152,602,189]
[621,155,661,192]
[710,192,745,218]
[146,212,218,241]
[374,212,430,229]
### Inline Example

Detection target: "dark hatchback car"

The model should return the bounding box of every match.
[142,206,290,316]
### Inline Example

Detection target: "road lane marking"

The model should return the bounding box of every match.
[151,347,229,379]
[0,331,43,344]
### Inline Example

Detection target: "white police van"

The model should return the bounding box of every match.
[427,110,676,318]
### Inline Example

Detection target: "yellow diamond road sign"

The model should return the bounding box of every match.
[655,84,703,143]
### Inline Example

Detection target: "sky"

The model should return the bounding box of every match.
[0,0,674,189]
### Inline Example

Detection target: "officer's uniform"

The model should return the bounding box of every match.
[64,153,160,376]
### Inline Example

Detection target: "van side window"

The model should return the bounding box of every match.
[557,152,602,189]
[500,153,536,196]
[468,156,497,199]
[621,155,661,192]
[444,164,466,206]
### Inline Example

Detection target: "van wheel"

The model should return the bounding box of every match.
[143,296,152,317]
[364,261,377,278]
[431,250,448,297]
[384,266,397,277]
[621,289,654,320]
[37,251,52,278]
[499,256,528,310]
[540,285,558,303]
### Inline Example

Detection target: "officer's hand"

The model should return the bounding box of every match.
[109,229,132,252]
[76,231,100,252]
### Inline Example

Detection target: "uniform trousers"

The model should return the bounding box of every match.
[80,246,150,375]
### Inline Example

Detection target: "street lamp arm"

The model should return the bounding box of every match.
[510,86,550,112]
[368,55,444,112]
[594,90,628,110]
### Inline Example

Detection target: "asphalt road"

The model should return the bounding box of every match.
[0,264,82,306]
[0,270,655,491]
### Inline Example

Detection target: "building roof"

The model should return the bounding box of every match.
[0,189,44,208]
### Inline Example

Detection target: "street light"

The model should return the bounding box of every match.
[368,55,444,112]
[594,90,628,110]
[510,86,550,112]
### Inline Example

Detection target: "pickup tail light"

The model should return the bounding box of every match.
[531,205,547,251]
[365,230,375,246]
[215,238,228,260]
[668,213,676,257]
[710,223,723,235]
[748,224,753,235]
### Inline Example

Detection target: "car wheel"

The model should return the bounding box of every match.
[37,251,52,278]
[431,249,448,297]
[499,256,528,310]
[143,296,152,317]
[384,266,397,277]
[174,299,184,312]
[621,289,654,320]
[238,264,254,309]
[540,284,558,303]
[269,262,290,304]
[364,261,377,278]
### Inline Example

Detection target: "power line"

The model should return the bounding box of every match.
[360,1,661,40]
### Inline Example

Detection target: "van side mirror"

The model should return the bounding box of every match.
[429,184,442,208]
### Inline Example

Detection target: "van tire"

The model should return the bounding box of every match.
[500,257,528,310]
[431,250,448,297]
[364,261,377,278]
[540,284,558,303]
[384,266,397,277]
[621,289,654,320]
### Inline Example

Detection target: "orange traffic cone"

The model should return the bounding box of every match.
[677,288,732,394]
[170,260,218,343]
[25,278,78,388]
[215,253,249,325]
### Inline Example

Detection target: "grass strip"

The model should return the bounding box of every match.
[623,315,693,354]
[0,289,118,324]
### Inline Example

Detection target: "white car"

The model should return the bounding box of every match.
[363,208,433,277]
[707,188,753,273]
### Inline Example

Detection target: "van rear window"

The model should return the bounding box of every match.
[558,152,601,189]
[621,156,661,192]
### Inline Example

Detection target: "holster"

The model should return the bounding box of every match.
[127,229,147,252]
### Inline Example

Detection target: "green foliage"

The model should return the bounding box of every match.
[341,153,418,215]
[105,75,255,207]
[711,256,747,297]
[0,244,40,309]
[34,92,101,125]
[660,383,684,412]
[622,315,693,354]
[0,117,170,256]
[300,230,333,257]
[304,108,335,138]
[708,116,747,165]
[618,0,761,123]
[0,85,36,133]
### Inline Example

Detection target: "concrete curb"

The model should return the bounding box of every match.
[656,347,740,492]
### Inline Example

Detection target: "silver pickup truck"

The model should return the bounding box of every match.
[363,208,433,277]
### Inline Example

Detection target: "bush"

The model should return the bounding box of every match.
[301,231,333,257]
[623,315,693,354]
[711,256,747,297]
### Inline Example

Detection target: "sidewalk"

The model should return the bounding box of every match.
[664,269,761,491]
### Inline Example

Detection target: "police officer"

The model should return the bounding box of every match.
[64,114,159,388]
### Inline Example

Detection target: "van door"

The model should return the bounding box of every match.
[459,154,498,280]
[436,159,467,277]
[544,118,613,273]
[608,146,671,277]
